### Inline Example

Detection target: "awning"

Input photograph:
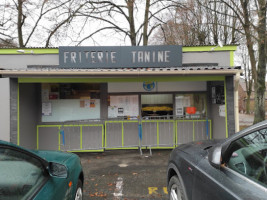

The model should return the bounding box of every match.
[0,66,242,78]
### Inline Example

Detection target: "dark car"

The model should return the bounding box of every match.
[0,140,84,200]
[167,120,267,200]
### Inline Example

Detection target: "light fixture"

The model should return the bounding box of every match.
[17,49,34,54]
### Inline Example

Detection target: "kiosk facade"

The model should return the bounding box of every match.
[0,45,241,152]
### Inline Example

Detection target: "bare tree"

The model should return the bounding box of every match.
[0,0,88,47]
[152,0,241,46]
[76,0,178,46]
[213,0,266,123]
[0,38,17,47]
[239,45,253,114]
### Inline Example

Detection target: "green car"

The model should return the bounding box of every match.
[0,140,84,200]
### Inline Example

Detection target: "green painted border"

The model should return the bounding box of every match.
[142,120,174,123]
[121,122,124,147]
[224,79,228,138]
[36,126,39,149]
[69,149,104,152]
[141,147,174,150]
[17,83,20,145]
[157,122,159,146]
[80,126,83,150]
[0,48,58,54]
[58,127,61,151]
[0,46,237,55]
[18,76,225,83]
[230,51,234,66]
[182,46,237,52]
[104,121,107,148]
[193,121,195,141]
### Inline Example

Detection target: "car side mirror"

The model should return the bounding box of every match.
[48,162,68,178]
[208,145,222,169]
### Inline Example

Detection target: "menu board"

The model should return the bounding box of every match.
[108,95,139,118]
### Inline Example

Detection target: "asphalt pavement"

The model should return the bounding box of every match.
[77,149,172,200]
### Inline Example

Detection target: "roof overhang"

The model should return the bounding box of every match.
[0,67,243,78]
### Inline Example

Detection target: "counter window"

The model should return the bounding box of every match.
[141,94,173,118]
[175,93,207,119]
[41,83,100,122]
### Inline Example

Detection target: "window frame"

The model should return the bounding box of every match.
[220,123,267,188]
[0,144,49,200]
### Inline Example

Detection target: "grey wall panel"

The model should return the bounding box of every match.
[105,123,122,148]
[20,83,38,149]
[60,126,80,151]
[0,78,10,142]
[38,127,59,151]
[211,104,226,139]
[108,81,206,93]
[177,121,194,144]
[158,122,174,146]
[194,121,209,141]
[142,122,157,146]
[183,51,230,66]
[0,55,58,69]
[82,126,103,150]
[226,76,235,136]
[123,122,139,147]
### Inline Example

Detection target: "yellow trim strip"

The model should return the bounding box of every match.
[80,126,83,150]
[183,45,237,52]
[58,127,61,151]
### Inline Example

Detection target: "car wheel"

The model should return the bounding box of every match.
[74,179,83,200]
[168,175,185,200]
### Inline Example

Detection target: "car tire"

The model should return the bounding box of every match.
[168,175,186,200]
[74,179,83,200]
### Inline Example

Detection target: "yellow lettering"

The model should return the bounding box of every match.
[148,187,158,194]
[163,187,168,194]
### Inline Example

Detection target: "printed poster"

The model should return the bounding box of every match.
[42,102,52,116]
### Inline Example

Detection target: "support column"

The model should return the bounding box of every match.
[100,83,108,119]
[10,78,18,144]
[225,76,235,136]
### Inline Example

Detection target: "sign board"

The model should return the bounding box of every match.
[219,105,225,117]
[59,45,182,69]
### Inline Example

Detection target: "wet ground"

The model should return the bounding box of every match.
[77,149,172,200]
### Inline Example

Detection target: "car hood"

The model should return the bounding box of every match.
[31,150,75,164]
[177,139,224,157]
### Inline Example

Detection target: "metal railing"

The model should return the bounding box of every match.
[36,115,212,152]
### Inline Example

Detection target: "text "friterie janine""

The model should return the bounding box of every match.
[63,50,171,64]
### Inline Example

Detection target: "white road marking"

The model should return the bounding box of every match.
[118,163,128,167]
[113,177,123,199]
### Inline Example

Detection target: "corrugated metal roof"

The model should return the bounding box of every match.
[0,66,242,77]
[1,65,241,71]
